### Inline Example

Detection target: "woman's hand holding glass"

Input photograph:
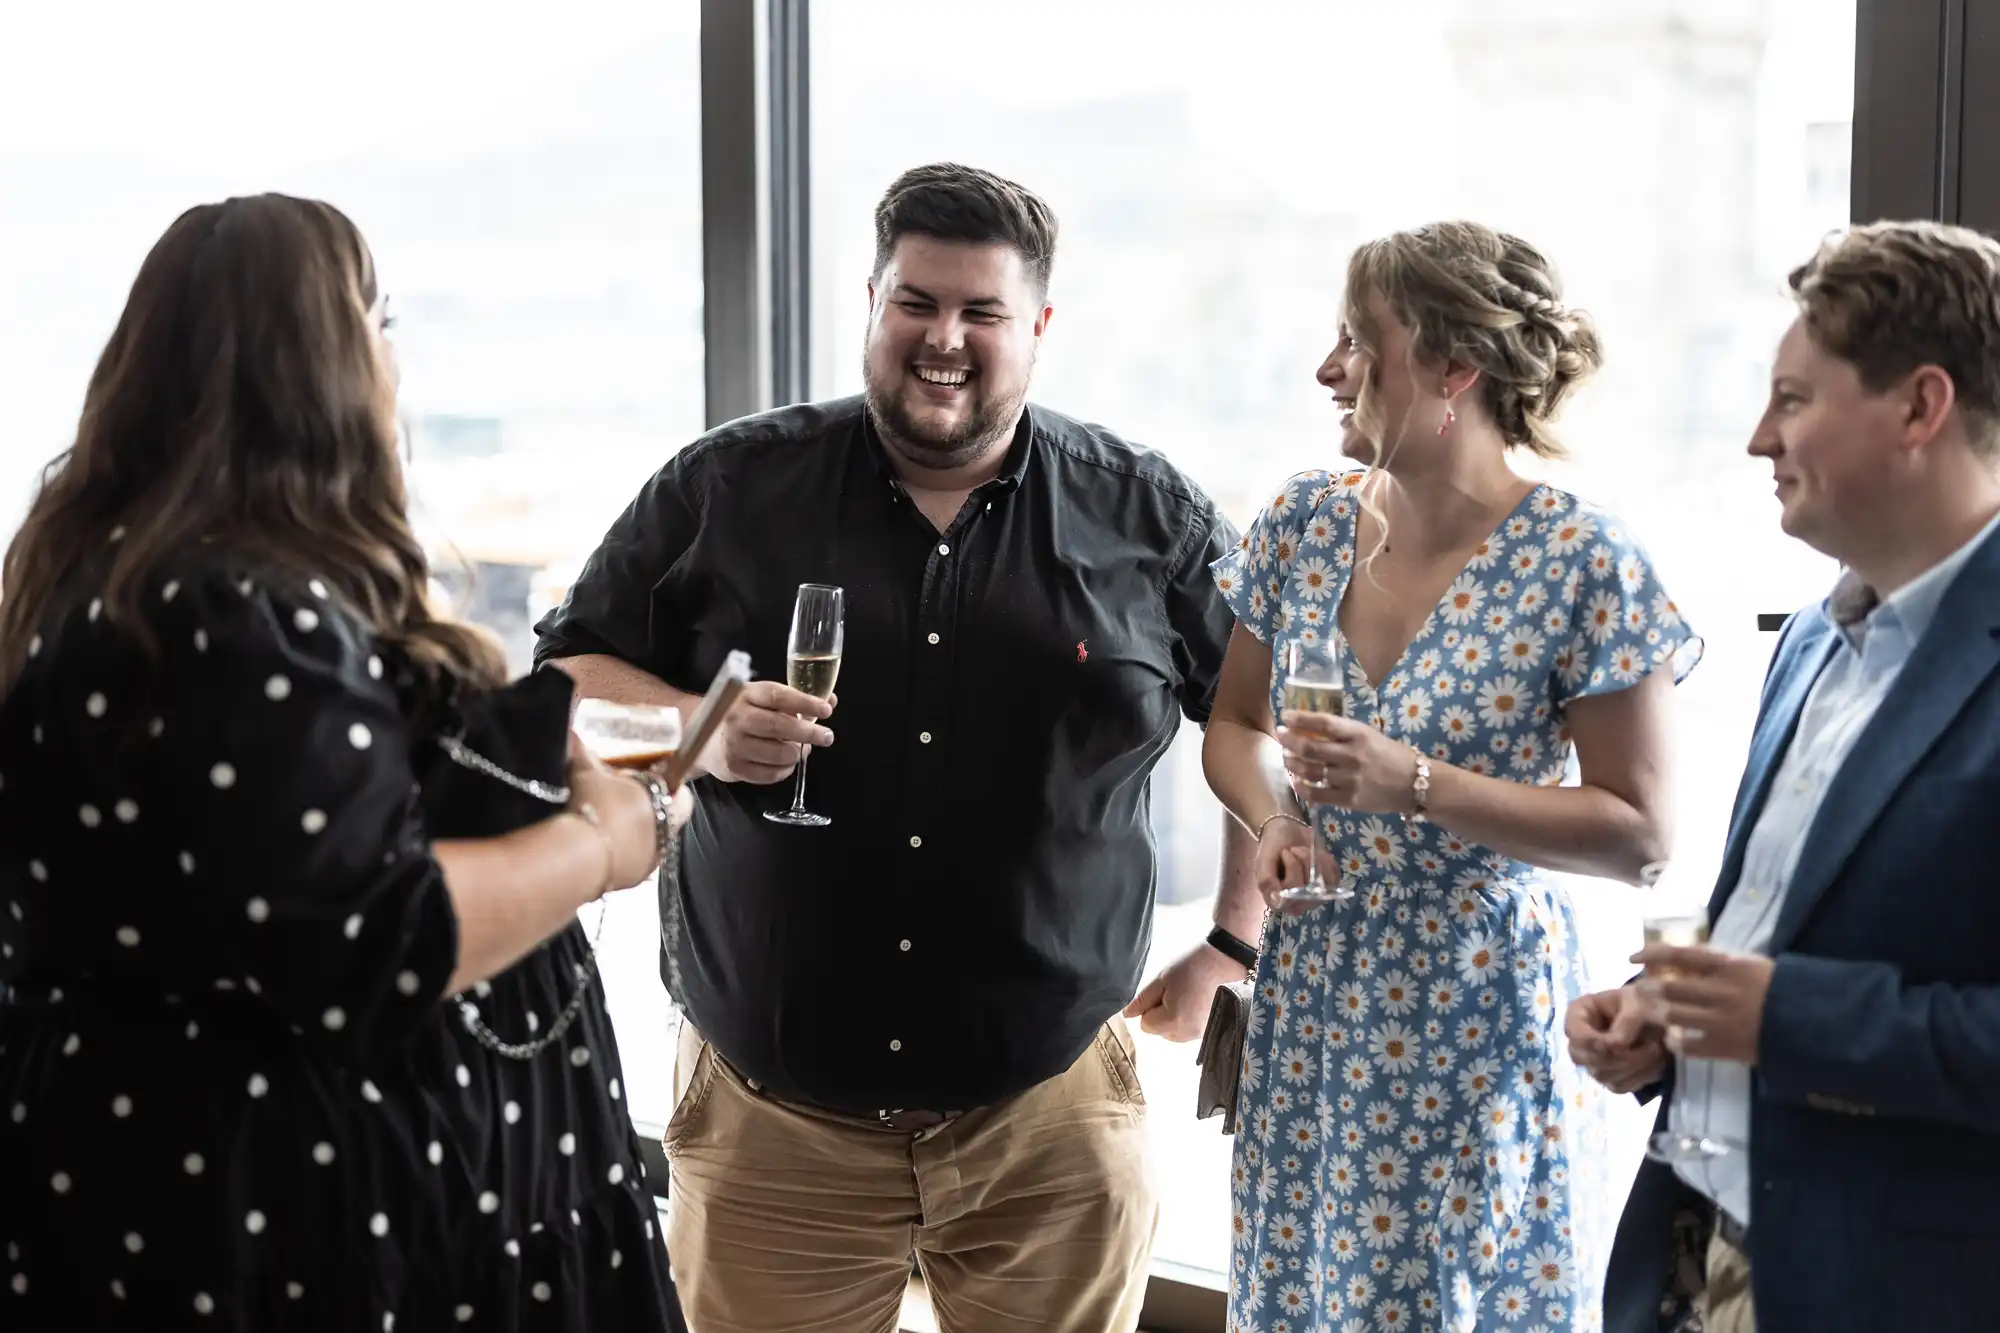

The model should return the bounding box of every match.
[1253,814,1343,915]
[564,734,686,894]
[1279,713,1422,815]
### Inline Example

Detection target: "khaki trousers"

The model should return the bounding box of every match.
[664,1018,1158,1333]
[1694,1228,1755,1333]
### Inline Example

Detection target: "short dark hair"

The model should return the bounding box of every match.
[1790,220,2000,457]
[871,162,1058,298]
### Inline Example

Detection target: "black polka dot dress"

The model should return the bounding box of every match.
[0,553,685,1332]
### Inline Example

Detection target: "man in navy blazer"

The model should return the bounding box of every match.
[1568,219,2000,1333]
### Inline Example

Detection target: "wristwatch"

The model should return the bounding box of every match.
[1205,924,1259,971]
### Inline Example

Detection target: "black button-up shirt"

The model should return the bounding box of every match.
[534,397,1238,1112]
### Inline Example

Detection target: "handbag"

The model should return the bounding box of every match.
[1195,978,1254,1134]
[410,665,622,1062]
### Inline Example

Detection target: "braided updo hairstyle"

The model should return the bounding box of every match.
[1344,220,1603,459]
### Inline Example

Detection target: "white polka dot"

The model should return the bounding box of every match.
[61,1033,80,1057]
[569,1046,591,1067]
[287,1283,304,1300]
[193,628,208,652]
[348,723,373,750]
[245,976,262,995]
[78,805,101,828]
[455,1305,474,1323]
[504,1238,521,1257]
[237,579,254,597]
[473,981,492,998]
[7,1274,21,1296]
[608,1162,625,1185]
[369,1212,389,1238]
[395,970,420,996]
[111,1279,126,1299]
[245,1210,266,1234]
[28,860,46,882]
[644,1219,654,1241]
[294,608,320,633]
[179,852,195,875]
[455,1064,471,1088]
[309,579,329,599]
[344,913,363,940]
[210,763,235,789]
[114,799,138,823]
[88,598,102,622]
[322,1008,346,1032]
[427,1140,443,1166]
[85,692,107,718]
[384,1315,395,1332]
[10,1103,24,1125]
[611,1249,623,1269]
[360,1080,382,1103]
[558,1132,576,1156]
[531,1282,552,1303]
[115,926,139,948]
[162,580,179,602]
[31,725,41,744]
[148,717,165,738]
[609,1077,621,1100]
[246,897,270,923]
[111,1095,132,1118]
[51,1170,71,1193]
[265,675,292,701]
[301,809,327,835]
[368,655,384,680]
[7,901,20,922]
[503,1100,521,1125]
[124,1232,144,1254]
[214,978,237,991]
[184,1153,204,1175]
[27,634,40,657]
[194,1292,214,1315]
[186,1021,200,1040]
[312,1142,335,1166]
[108,525,126,543]
[525,1010,540,1034]
[248,1073,268,1098]
[478,1191,499,1214]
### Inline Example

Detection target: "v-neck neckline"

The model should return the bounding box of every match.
[1335,478,1548,694]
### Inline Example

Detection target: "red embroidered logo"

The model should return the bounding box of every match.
[1076,640,1089,663]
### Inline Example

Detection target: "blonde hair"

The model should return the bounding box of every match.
[1344,220,1603,463]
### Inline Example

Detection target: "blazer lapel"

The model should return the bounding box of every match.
[1770,538,2000,949]
[1706,618,1835,920]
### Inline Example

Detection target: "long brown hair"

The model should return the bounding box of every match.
[0,193,504,694]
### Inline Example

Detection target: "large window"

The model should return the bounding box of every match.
[0,3,704,1121]
[814,0,1855,1279]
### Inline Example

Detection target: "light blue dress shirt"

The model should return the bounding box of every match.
[1668,509,2000,1226]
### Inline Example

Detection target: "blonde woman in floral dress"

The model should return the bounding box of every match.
[1202,222,1701,1332]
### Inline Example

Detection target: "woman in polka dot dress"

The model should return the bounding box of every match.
[0,195,690,1331]
[1201,223,1701,1332]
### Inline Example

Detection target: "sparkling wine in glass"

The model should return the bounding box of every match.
[1277,638,1352,904]
[1637,860,1738,1166]
[765,583,844,828]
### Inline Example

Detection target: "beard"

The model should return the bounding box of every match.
[863,352,1031,474]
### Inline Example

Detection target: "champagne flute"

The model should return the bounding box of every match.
[1277,637,1352,904]
[1637,860,1739,1165]
[764,583,843,827]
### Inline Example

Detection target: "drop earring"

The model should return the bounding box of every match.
[1437,397,1456,438]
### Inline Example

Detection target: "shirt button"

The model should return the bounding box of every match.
[899,939,912,952]
[909,835,922,849]
[938,543,950,556]
[889,1039,903,1052]
[1794,777,1813,795]
[1744,887,1761,903]
[919,731,932,744]
[927,632,940,645]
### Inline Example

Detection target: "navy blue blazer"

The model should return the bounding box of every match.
[1605,529,2000,1333]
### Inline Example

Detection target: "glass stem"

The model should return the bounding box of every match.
[788,739,811,812]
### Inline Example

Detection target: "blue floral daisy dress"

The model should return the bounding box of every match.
[1210,468,1701,1333]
